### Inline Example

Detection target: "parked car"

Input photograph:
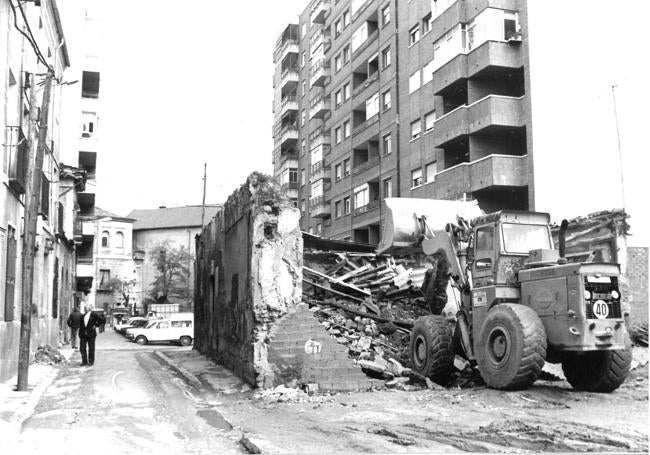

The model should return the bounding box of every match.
[130,314,194,346]
[114,317,146,332]
[125,320,157,340]
[119,318,149,335]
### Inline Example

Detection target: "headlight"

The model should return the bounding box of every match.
[611,290,620,299]
[584,290,591,300]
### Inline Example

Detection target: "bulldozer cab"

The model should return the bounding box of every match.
[470,211,553,288]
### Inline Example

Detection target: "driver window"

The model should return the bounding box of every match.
[475,227,494,252]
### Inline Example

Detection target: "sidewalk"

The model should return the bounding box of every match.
[0,346,75,440]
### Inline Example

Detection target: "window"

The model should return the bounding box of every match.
[101,231,110,248]
[425,111,436,132]
[343,158,350,176]
[366,93,380,119]
[343,196,351,214]
[383,178,392,198]
[343,82,351,100]
[301,110,306,126]
[334,90,342,107]
[342,10,350,27]
[302,81,307,96]
[335,200,342,218]
[335,126,342,143]
[99,269,110,287]
[81,112,97,138]
[316,223,322,235]
[301,23,306,38]
[422,13,432,35]
[432,0,456,19]
[409,71,421,93]
[115,232,124,249]
[301,139,307,154]
[289,168,298,184]
[504,11,519,40]
[351,22,369,52]
[382,133,392,155]
[301,168,306,186]
[158,321,170,329]
[411,168,423,188]
[475,227,494,252]
[300,199,306,214]
[312,180,323,197]
[342,45,350,63]
[354,184,369,208]
[409,25,420,45]
[381,47,391,68]
[425,161,437,183]
[422,59,435,85]
[301,52,306,67]
[334,55,342,72]
[334,19,342,37]
[381,5,391,25]
[382,90,391,111]
[335,163,342,181]
[343,120,351,138]
[410,119,422,139]
[81,71,100,98]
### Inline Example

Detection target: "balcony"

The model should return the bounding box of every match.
[5,126,28,194]
[278,39,299,62]
[280,67,299,92]
[435,154,528,197]
[352,72,379,99]
[311,0,330,24]
[281,181,299,193]
[310,160,331,182]
[352,30,379,61]
[309,196,331,218]
[310,59,330,87]
[352,114,379,137]
[279,95,299,118]
[309,95,329,119]
[353,199,380,217]
[310,30,331,54]
[352,156,379,177]
[309,128,331,149]
[278,124,299,149]
[433,95,525,147]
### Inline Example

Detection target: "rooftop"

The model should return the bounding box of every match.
[127,205,223,231]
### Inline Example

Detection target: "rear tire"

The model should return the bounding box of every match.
[409,315,455,385]
[562,342,632,393]
[179,336,192,346]
[476,304,547,390]
[135,335,148,345]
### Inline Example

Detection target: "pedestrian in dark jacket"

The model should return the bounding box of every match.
[79,304,106,366]
[421,250,451,315]
[66,306,83,349]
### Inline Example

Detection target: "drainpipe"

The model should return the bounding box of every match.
[393,0,402,197]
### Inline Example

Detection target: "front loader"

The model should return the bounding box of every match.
[379,198,632,392]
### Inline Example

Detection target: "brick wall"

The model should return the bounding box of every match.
[626,247,649,323]
[268,304,377,391]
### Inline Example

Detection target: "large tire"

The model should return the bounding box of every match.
[476,304,547,390]
[562,343,632,393]
[409,315,455,385]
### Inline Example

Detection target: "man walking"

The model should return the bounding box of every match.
[66,305,83,349]
[79,303,106,366]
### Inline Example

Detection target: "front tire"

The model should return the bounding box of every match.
[476,304,547,390]
[179,336,192,346]
[135,335,148,345]
[409,315,455,385]
[562,343,632,393]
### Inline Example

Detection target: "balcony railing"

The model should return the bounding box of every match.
[352,157,379,176]
[352,30,379,60]
[310,160,331,181]
[353,199,380,216]
[352,113,379,137]
[311,0,331,24]
[310,59,330,87]
[352,72,379,99]
[280,67,300,89]
[309,128,331,149]
[310,30,331,53]
[281,181,299,191]
[5,126,28,194]
[309,195,331,218]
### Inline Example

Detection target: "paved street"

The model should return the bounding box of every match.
[8,331,239,455]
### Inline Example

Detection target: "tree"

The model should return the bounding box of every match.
[148,241,192,303]
[105,276,136,308]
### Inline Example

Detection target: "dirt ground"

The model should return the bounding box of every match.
[165,347,649,454]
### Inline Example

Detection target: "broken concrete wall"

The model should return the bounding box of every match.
[194,173,303,387]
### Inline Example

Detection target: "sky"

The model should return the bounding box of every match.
[59,1,648,246]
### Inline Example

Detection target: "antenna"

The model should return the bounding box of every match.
[201,163,207,227]
[611,85,626,210]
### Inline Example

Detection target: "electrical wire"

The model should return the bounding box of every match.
[9,0,56,78]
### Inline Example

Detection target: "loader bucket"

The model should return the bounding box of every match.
[377,198,483,254]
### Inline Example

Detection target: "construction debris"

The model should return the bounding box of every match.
[303,250,472,389]
[629,321,648,347]
[33,345,67,365]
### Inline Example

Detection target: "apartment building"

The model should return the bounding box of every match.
[272,0,534,244]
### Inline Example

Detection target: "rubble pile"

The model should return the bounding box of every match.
[302,251,479,388]
[630,321,648,347]
[34,345,67,365]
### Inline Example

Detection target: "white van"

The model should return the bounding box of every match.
[130,313,194,346]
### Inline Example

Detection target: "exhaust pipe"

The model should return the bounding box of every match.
[559,219,569,258]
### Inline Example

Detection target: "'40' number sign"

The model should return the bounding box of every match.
[593,300,609,319]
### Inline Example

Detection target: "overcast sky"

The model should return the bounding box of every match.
[60,1,648,245]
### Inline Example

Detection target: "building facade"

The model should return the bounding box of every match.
[272,0,532,244]
[0,0,84,381]
[127,205,222,312]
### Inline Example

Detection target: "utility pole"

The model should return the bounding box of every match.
[17,71,54,391]
[200,163,207,227]
[611,85,626,211]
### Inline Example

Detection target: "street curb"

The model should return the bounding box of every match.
[154,350,203,389]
